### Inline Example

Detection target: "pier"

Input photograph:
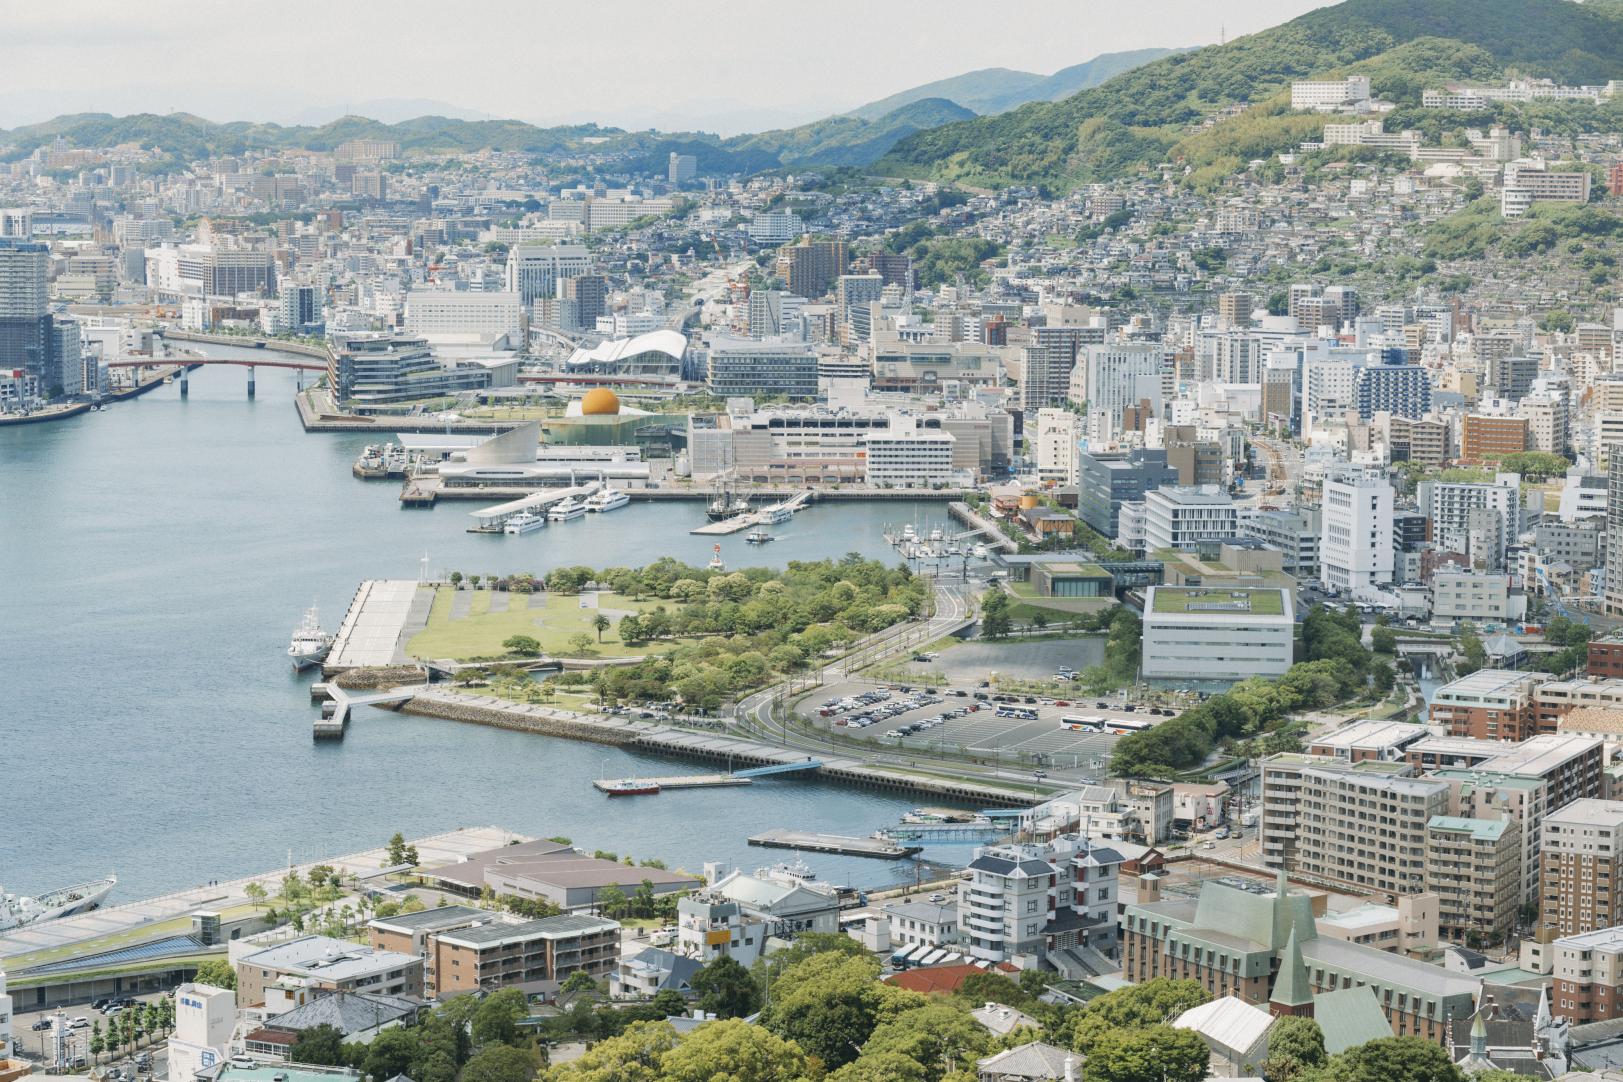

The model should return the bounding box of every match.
[467,482,602,532]
[593,773,751,793]
[315,684,422,739]
[691,490,815,536]
[749,829,921,859]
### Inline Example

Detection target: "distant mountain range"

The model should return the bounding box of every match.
[878,0,1623,191]
[0,48,1174,174]
[846,48,1183,120]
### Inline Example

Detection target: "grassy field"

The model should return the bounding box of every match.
[405,588,668,660]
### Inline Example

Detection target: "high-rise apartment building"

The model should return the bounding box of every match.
[775,237,847,299]
[0,238,51,380]
[1607,455,1623,617]
[1461,414,1529,464]
[1426,815,1520,943]
[667,152,698,184]
[1541,799,1623,936]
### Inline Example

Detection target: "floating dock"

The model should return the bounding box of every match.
[593,773,752,793]
[691,490,814,535]
[748,829,921,859]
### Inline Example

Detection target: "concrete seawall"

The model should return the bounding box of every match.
[400,689,1037,806]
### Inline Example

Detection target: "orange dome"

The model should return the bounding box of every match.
[580,388,620,416]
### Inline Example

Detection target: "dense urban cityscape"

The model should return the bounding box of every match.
[6,1,1623,1081]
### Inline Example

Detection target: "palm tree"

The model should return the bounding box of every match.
[593,613,611,642]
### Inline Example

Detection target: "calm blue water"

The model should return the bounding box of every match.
[0,353,971,900]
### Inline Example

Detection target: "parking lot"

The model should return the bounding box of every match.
[800,676,1181,772]
[914,640,1106,684]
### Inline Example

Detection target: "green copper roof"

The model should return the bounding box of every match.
[1271,926,1314,1008]
[1313,987,1395,1054]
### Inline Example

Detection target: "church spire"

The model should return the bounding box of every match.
[1270,926,1314,1017]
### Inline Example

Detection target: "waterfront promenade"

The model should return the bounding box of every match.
[0,825,522,964]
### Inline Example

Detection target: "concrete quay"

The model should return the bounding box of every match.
[400,688,1039,807]
[748,829,920,859]
[592,773,751,793]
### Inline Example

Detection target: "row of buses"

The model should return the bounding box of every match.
[1060,715,1155,735]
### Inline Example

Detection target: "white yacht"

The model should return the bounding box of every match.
[287,605,333,670]
[585,488,630,513]
[0,874,117,932]
[548,497,586,522]
[760,505,793,524]
[503,511,545,535]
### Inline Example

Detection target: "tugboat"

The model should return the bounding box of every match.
[288,604,334,671]
[745,528,775,544]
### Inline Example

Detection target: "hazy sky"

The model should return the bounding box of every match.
[2,0,1336,133]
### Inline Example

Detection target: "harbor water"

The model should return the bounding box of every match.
[0,353,974,901]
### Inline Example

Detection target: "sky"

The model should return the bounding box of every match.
[1,0,1337,134]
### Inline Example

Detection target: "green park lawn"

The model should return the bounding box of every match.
[406,588,667,661]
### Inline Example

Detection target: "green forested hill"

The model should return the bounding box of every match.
[878,0,1623,191]
[847,48,1179,120]
[723,98,976,168]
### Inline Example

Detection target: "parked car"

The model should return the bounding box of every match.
[70,1017,90,1029]
[31,1019,51,1031]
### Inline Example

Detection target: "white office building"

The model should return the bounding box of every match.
[1143,586,1296,682]
[1074,343,1167,416]
[1143,486,1238,553]
[1291,75,1372,111]
[1320,467,1394,593]
[503,245,591,306]
[862,418,958,488]
[1034,408,1080,485]
[166,983,236,1081]
[403,291,524,345]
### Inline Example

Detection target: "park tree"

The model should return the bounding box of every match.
[504,635,542,656]
[828,1051,928,1082]
[361,1026,419,1081]
[1083,1024,1208,1082]
[1062,979,1211,1052]
[1370,626,1397,654]
[472,988,530,1047]
[193,959,237,990]
[290,1024,347,1066]
[1318,1036,1466,1082]
[1262,1017,1326,1081]
[596,884,627,918]
[761,951,892,1068]
[386,832,409,865]
[460,1044,537,1082]
[541,1020,677,1081]
[244,882,268,910]
[592,614,612,642]
[980,589,1011,640]
[692,955,762,1019]
[659,1018,820,1082]
[860,1002,992,1082]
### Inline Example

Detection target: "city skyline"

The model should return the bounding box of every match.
[0,0,1335,133]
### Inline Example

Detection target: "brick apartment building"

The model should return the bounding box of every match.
[370,906,619,996]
